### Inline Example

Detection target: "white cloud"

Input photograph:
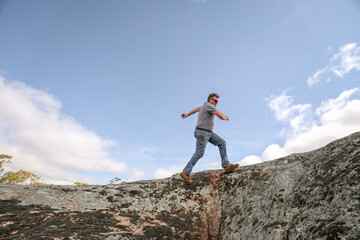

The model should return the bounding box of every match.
[238,155,262,166]
[277,88,360,152]
[266,89,313,137]
[307,42,360,87]
[331,43,360,77]
[128,167,146,182]
[307,68,329,87]
[240,88,360,166]
[153,165,183,179]
[261,144,286,161]
[316,88,359,124]
[0,75,128,184]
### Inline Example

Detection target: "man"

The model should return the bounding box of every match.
[180,93,239,185]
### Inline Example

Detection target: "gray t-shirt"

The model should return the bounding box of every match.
[196,102,218,131]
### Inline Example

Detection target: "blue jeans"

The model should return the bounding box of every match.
[183,129,230,175]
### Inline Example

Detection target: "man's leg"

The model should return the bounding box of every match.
[209,132,230,168]
[183,129,211,175]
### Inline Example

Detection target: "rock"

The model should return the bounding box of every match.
[1,132,359,240]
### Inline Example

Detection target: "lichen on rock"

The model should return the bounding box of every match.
[1,132,359,239]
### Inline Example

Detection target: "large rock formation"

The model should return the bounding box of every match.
[1,132,359,240]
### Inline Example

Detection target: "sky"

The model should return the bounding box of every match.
[0,0,360,184]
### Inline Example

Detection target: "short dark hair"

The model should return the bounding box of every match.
[207,93,220,101]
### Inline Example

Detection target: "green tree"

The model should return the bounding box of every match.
[0,154,12,176]
[0,154,45,185]
[0,170,42,185]
[74,182,89,186]
[109,177,125,184]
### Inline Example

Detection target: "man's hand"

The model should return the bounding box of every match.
[224,116,229,120]
[181,108,200,119]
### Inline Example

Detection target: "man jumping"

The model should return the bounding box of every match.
[180,93,239,185]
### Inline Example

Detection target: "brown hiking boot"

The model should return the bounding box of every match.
[223,163,239,173]
[180,171,193,185]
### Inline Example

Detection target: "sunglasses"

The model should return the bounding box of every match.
[212,99,218,103]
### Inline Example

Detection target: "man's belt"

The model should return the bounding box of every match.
[196,127,212,133]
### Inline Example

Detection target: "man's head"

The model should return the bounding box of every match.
[207,93,219,106]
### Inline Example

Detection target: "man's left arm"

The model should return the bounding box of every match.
[214,110,229,120]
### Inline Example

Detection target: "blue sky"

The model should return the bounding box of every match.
[1,0,360,184]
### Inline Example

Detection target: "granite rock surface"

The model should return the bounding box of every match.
[1,132,359,240]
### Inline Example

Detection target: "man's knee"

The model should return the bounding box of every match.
[197,152,205,158]
[194,150,205,159]
[218,139,226,147]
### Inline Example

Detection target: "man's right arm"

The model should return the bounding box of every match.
[181,107,200,119]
